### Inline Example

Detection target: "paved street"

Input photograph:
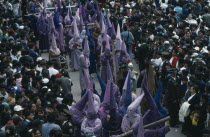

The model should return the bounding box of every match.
[41,53,186,137]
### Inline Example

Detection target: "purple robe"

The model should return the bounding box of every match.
[69,37,82,70]
[56,23,65,52]
[100,53,113,84]
[81,118,102,137]
[79,53,90,90]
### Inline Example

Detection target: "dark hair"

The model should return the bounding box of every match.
[47,113,56,123]
[192,85,199,93]
[13,116,22,126]
[49,129,63,137]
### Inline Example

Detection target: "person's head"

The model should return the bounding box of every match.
[190,85,199,94]
[123,25,127,31]
[24,111,34,121]
[34,97,42,107]
[49,129,63,137]
[31,128,41,137]
[13,116,22,127]
[47,113,56,123]
[29,103,37,112]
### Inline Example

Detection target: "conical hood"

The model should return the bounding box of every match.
[107,16,112,29]
[102,80,117,110]
[75,90,89,110]
[128,92,145,112]
[75,8,80,22]
[111,23,116,40]
[106,60,113,82]
[83,68,90,90]
[110,81,117,109]
[137,117,144,137]
[142,72,162,125]
[96,72,106,101]
[79,14,84,32]
[83,36,90,57]
[104,33,110,50]
[122,72,132,106]
[73,18,80,38]
[116,24,122,40]
[87,88,97,120]
[50,33,61,55]
[121,39,127,53]
[102,80,111,106]
[90,14,97,23]
[101,17,106,34]
[64,8,71,25]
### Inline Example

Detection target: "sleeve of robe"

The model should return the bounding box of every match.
[81,118,102,136]
[144,126,170,137]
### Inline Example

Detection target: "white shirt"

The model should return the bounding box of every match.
[48,67,59,77]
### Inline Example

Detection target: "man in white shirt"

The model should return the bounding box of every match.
[48,61,59,78]
[151,52,163,70]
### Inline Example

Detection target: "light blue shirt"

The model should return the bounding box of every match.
[121,31,134,45]
[41,122,61,137]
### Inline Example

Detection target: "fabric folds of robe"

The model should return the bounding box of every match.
[69,38,82,70]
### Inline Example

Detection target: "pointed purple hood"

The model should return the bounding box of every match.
[86,83,97,120]
[75,90,89,110]
[83,36,90,57]
[142,72,162,126]
[50,33,61,55]
[104,32,110,50]
[102,80,117,110]
[122,72,132,106]
[111,23,116,40]
[106,60,113,82]
[73,18,80,38]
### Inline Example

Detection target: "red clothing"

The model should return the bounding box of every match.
[170,56,179,68]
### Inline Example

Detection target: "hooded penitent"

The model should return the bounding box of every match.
[111,22,116,40]
[70,90,88,126]
[115,24,122,50]
[98,80,122,136]
[119,72,132,116]
[121,91,145,132]
[69,18,82,71]
[81,88,102,137]
[83,36,90,57]
[37,8,50,50]
[64,4,74,25]
[86,24,96,74]
[140,72,170,137]
[79,44,90,91]
[50,32,61,56]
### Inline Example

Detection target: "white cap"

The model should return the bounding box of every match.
[14,105,24,111]
[18,26,24,29]
[192,53,198,57]
[36,57,43,62]
[194,46,200,51]
[42,78,49,83]
[128,62,133,68]
[164,41,170,45]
